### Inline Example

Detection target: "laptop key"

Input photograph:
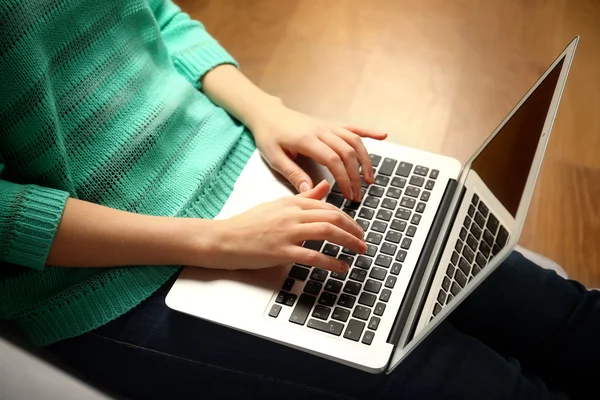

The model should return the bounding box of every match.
[366,244,377,257]
[391,219,407,232]
[486,214,499,235]
[370,220,387,233]
[470,223,482,239]
[289,265,310,281]
[330,269,348,281]
[359,207,375,220]
[463,245,475,264]
[343,209,356,218]
[474,212,486,229]
[379,243,396,257]
[282,278,295,292]
[455,269,468,288]
[455,240,463,253]
[362,331,375,345]
[331,182,342,194]
[483,229,494,247]
[368,186,385,197]
[289,293,316,325]
[475,252,487,268]
[414,165,429,176]
[446,294,454,304]
[479,240,491,258]
[312,305,331,320]
[382,197,398,210]
[450,282,461,296]
[345,200,360,210]
[349,268,367,283]
[442,276,451,291]
[368,316,381,330]
[425,180,435,190]
[472,193,479,205]
[405,186,420,198]
[303,240,323,251]
[366,232,383,245]
[477,201,489,218]
[380,289,392,302]
[420,191,430,202]
[492,244,501,256]
[451,250,459,265]
[430,169,439,179]
[497,226,509,247]
[390,263,402,275]
[374,174,389,186]
[357,219,370,232]
[458,257,471,275]
[395,250,407,263]
[409,176,425,187]
[369,154,382,167]
[401,237,412,250]
[379,158,398,176]
[466,234,478,252]
[304,281,323,295]
[353,305,371,321]
[386,187,402,199]
[318,292,337,307]
[416,202,426,213]
[344,281,362,295]
[433,303,442,316]
[332,307,350,322]
[365,279,382,294]
[355,255,372,269]
[375,254,392,268]
[358,292,377,307]
[400,197,416,209]
[324,279,343,294]
[395,162,413,177]
[344,319,366,341]
[276,291,296,306]
[385,275,397,288]
[411,214,422,225]
[376,209,393,221]
[310,268,329,282]
[385,230,402,244]
[338,293,356,308]
[322,244,340,258]
[370,267,387,281]
[326,193,344,208]
[364,196,380,208]
[269,304,282,318]
[307,318,344,336]
[463,215,472,229]
[473,264,482,276]
[468,204,475,217]
[395,208,411,220]
[391,176,407,188]
[406,225,417,237]
[446,263,455,278]
[374,302,386,316]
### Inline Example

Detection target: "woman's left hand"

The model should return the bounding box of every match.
[250,103,387,202]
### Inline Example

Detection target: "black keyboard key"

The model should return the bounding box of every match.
[289,265,310,281]
[312,304,331,320]
[368,316,381,330]
[400,197,416,209]
[475,251,487,268]
[385,230,402,244]
[376,209,393,221]
[269,304,282,318]
[355,255,372,269]
[304,280,323,295]
[276,291,297,306]
[430,169,439,179]
[362,330,375,344]
[366,232,383,245]
[331,182,342,194]
[479,240,491,258]
[303,240,323,251]
[446,263,455,278]
[477,201,489,217]
[386,187,402,199]
[401,237,412,250]
[326,193,344,208]
[332,307,350,322]
[364,196,380,208]
[375,254,392,268]
[358,292,377,306]
[455,269,467,287]
[414,165,429,176]
[282,278,295,291]
[463,245,475,264]
[437,290,446,304]
[468,204,475,217]
[345,200,361,210]
[343,209,356,218]
[466,234,478,252]
[424,180,435,190]
[307,318,344,337]
[483,229,494,247]
[368,186,385,197]
[344,319,366,341]
[370,267,387,281]
[486,214,499,235]
[409,176,425,187]
[365,279,382,294]
[472,193,479,205]
[324,279,343,294]
[458,257,471,275]
[395,161,413,177]
[420,191,430,202]
[415,202,426,213]
[395,208,411,220]
[385,275,397,288]
[369,154,382,167]
[338,293,356,308]
[405,186,420,198]
[395,250,407,262]
[380,289,392,303]
[359,207,375,220]
[374,302,386,316]
[322,244,340,257]
[391,219,407,232]
[474,212,486,229]
[390,263,402,275]
[330,269,348,281]
[411,214,422,225]
[450,282,461,296]
[473,264,482,276]
[391,176,407,188]
[497,226,509,247]
[344,281,362,295]
[406,225,417,237]
[289,293,316,325]
[353,305,371,320]
[470,223,482,239]
[366,244,377,257]
[379,158,397,176]
[381,242,397,256]
[455,240,463,253]
[463,215,472,229]
[310,268,329,282]
[433,303,442,316]
[442,276,450,291]
[318,292,337,307]
[357,219,369,232]
[371,220,387,233]
[349,268,367,282]
[446,294,454,305]
[459,227,467,241]
[381,197,397,210]
[492,244,501,256]
[374,174,389,186]
[451,250,459,265]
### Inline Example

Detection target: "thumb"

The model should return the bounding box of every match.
[298,180,330,199]
[269,149,313,194]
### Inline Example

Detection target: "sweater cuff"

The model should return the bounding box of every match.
[4,185,69,270]
[173,42,238,89]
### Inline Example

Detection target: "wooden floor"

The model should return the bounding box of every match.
[179,0,600,287]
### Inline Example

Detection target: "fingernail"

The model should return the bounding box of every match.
[299,182,310,193]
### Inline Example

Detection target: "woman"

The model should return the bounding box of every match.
[1,0,598,398]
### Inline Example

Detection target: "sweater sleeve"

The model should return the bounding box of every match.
[0,167,69,270]
[149,0,238,89]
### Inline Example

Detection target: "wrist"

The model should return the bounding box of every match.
[243,94,284,133]
[173,217,224,268]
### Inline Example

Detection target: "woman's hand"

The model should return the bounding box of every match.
[249,102,387,202]
[191,181,366,273]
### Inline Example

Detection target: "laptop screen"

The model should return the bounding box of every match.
[469,57,565,216]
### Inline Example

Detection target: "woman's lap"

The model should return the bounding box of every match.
[47,252,599,399]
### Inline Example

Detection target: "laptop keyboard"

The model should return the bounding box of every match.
[430,193,509,320]
[268,153,439,345]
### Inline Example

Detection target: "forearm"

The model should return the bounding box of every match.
[46,198,215,268]
[200,64,281,131]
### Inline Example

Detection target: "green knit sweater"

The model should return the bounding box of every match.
[0,0,255,346]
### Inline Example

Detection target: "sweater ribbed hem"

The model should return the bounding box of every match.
[173,42,238,90]
[4,185,69,271]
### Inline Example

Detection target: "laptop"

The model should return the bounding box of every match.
[166,38,578,374]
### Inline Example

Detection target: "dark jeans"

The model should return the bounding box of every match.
[47,252,600,400]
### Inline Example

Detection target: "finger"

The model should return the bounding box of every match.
[265,147,313,193]
[288,247,350,273]
[299,209,365,239]
[295,223,367,254]
[298,138,353,201]
[291,197,362,232]
[317,134,361,201]
[334,127,374,184]
[342,125,388,140]
[297,180,329,200]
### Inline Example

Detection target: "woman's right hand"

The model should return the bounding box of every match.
[190,180,366,273]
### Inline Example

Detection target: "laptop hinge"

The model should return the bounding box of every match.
[386,178,459,345]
